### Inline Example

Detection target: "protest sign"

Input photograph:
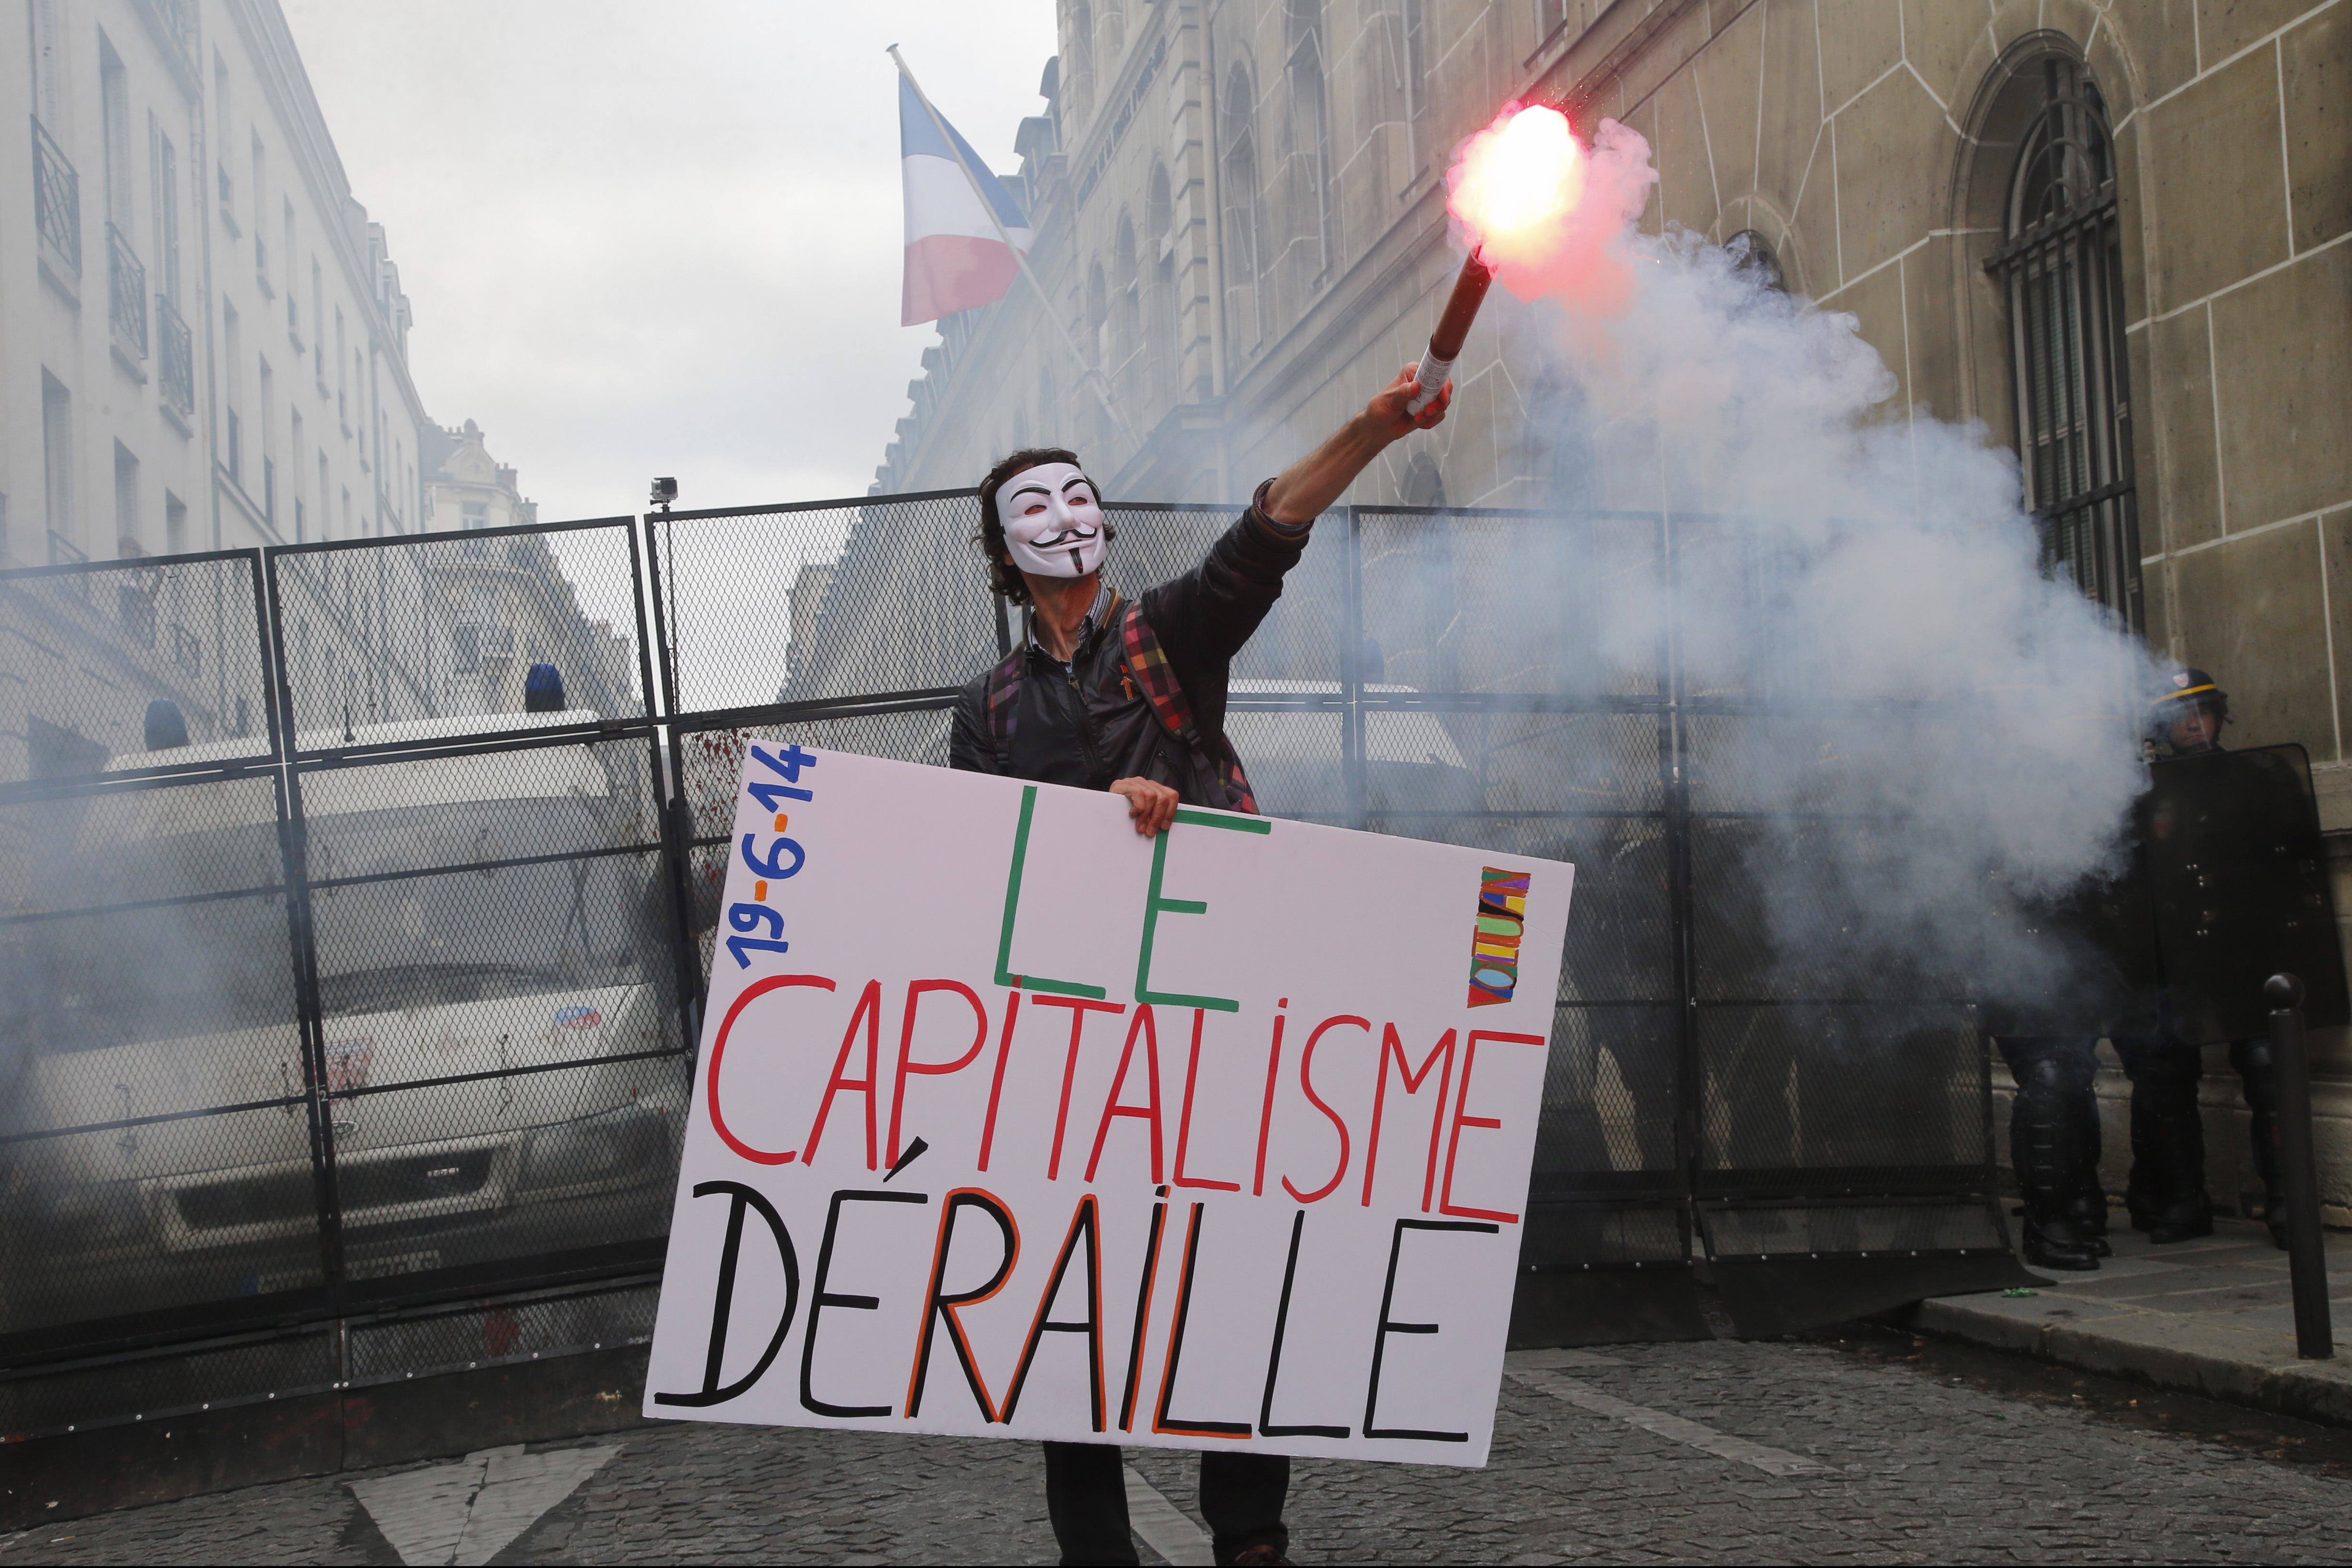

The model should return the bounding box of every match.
[643,745,1573,1466]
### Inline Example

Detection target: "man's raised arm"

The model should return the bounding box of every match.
[1259,361,1455,526]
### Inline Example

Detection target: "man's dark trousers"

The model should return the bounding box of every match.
[1043,1442,1289,1566]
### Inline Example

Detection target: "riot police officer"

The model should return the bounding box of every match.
[2114,669,2292,1249]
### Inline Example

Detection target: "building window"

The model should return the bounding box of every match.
[1066,2,1095,129]
[1221,65,1263,362]
[1148,163,1180,404]
[1283,0,1335,284]
[113,440,139,556]
[1988,57,2138,628]
[250,136,268,285]
[154,127,178,298]
[41,371,73,558]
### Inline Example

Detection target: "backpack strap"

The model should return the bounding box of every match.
[981,644,1025,770]
[1118,605,1259,816]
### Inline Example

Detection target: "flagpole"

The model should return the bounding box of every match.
[889,45,1141,452]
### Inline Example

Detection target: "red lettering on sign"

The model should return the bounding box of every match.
[1282,1016,1367,1204]
[977,987,1022,1173]
[1252,1006,1288,1198]
[889,980,989,1169]
[705,974,835,1165]
[1172,1009,1240,1192]
[1440,1030,1541,1223]
[1360,1024,1456,1212]
[804,979,883,1170]
[1033,996,1126,1181]
[1084,1005,1164,1184]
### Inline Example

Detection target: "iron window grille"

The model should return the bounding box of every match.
[33,116,81,279]
[158,294,196,416]
[1986,58,2139,631]
[108,223,148,360]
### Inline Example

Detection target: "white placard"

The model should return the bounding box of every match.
[643,745,1573,1466]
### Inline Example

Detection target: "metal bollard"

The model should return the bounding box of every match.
[2265,973,2333,1360]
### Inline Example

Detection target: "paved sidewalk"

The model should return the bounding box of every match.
[1916,1216,2352,1425]
[6,1336,2351,1564]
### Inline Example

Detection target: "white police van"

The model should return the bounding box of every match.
[2,695,683,1316]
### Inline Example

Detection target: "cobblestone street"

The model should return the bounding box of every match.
[7,1330,2352,1565]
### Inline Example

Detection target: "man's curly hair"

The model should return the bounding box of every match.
[974,447,1113,607]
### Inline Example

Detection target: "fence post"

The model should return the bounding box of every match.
[2266,973,2333,1359]
[1340,507,1367,831]
[259,545,348,1314]
[1660,510,1699,1266]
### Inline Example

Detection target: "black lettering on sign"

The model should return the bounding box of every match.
[801,1188,930,1418]
[1258,1210,1349,1438]
[653,1181,799,1408]
[1362,1217,1498,1442]
[1117,1197,1169,1432]
[1003,1194,1107,1430]
[905,1188,1022,1422]
[1152,1202,1252,1438]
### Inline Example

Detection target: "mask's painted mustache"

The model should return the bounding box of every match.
[1030,523,1100,548]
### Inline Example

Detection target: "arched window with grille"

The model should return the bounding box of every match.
[1221,64,1264,364]
[1283,0,1335,285]
[1147,163,1179,405]
[1114,214,1142,405]
[1987,56,2139,629]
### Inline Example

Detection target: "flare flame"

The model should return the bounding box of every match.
[1447,103,1587,251]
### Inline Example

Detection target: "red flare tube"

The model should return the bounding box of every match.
[1405,248,1494,415]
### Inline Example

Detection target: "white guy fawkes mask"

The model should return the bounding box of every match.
[997,462,1107,579]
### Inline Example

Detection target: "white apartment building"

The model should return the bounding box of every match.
[0,0,429,570]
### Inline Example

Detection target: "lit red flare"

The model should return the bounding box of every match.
[1447,103,1588,259]
[1407,103,1592,413]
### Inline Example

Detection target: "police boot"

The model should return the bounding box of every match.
[2231,1039,2289,1250]
[2064,1082,2114,1256]
[2125,1051,2213,1244]
[2009,1049,2102,1271]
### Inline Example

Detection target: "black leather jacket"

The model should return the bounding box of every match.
[948,491,1307,803]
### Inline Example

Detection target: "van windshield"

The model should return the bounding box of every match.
[20,789,664,1057]
[316,962,579,1018]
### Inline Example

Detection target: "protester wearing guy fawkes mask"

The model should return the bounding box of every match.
[950,364,1453,1568]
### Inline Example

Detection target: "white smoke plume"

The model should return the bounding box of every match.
[1479,118,2156,1004]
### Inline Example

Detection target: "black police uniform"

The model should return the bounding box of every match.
[2111,670,2288,1248]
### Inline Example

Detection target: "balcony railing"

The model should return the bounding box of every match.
[108,223,148,360]
[158,293,195,416]
[33,116,81,279]
[136,0,200,70]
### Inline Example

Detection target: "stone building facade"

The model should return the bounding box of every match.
[874,0,2352,1214]
[420,418,633,719]
[1,0,432,570]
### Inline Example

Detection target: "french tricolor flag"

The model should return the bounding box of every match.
[899,74,1034,327]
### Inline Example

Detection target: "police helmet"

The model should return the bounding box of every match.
[2150,667,2228,740]
[524,662,567,713]
[144,698,190,750]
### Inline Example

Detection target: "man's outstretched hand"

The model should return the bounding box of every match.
[1263,362,1452,525]
[1109,777,1180,837]
[1366,360,1454,438]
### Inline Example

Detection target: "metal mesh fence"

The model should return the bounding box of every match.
[644,494,2005,1293]
[2,521,687,1428]
[6,492,2010,1422]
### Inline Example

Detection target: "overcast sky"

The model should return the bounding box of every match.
[277,1,1059,525]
